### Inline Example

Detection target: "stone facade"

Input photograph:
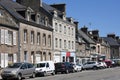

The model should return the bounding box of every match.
[19,23,53,63]
[0,6,18,67]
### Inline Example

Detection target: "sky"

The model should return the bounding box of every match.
[43,0,120,37]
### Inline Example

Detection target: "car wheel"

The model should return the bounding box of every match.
[93,66,97,70]
[72,69,75,73]
[30,72,35,78]
[17,74,22,80]
[80,69,82,72]
[66,69,69,74]
[43,71,47,76]
[51,71,55,75]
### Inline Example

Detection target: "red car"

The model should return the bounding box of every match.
[104,60,112,68]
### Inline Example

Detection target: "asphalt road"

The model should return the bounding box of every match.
[11,67,120,80]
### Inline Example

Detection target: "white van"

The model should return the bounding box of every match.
[35,61,55,76]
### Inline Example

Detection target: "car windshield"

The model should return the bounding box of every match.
[8,63,22,68]
[36,63,45,68]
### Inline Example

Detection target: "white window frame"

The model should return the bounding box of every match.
[24,29,27,43]
[0,29,5,44]
[31,31,34,44]
[55,38,58,48]
[37,32,40,45]
[13,31,16,45]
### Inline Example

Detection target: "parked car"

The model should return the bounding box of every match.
[83,61,100,70]
[55,62,74,74]
[71,63,82,72]
[104,60,112,68]
[98,62,107,69]
[1,62,36,80]
[35,61,55,76]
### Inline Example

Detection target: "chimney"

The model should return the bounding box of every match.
[107,34,116,39]
[16,0,42,12]
[81,26,88,34]
[50,4,66,14]
[74,21,79,27]
[116,36,119,40]
[74,21,79,34]
[92,30,99,36]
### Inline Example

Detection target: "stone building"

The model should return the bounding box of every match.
[0,0,53,66]
[76,28,96,63]
[0,5,18,67]
[43,3,76,63]
[103,34,120,59]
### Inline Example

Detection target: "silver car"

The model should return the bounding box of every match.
[1,62,36,80]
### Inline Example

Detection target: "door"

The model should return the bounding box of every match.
[46,63,50,73]
[20,63,28,77]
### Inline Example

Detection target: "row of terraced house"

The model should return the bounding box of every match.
[0,0,120,68]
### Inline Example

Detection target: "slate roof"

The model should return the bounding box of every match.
[42,2,75,26]
[42,2,62,16]
[78,29,95,44]
[102,37,119,46]
[0,0,53,31]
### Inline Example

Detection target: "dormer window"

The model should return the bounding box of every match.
[45,17,48,26]
[36,13,40,24]
[53,10,57,17]
[0,10,3,17]
[26,10,31,21]
[70,18,73,23]
[63,15,66,20]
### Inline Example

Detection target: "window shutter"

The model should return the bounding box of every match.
[5,30,8,44]
[13,31,16,45]
[5,53,8,67]
[13,53,17,62]
[1,53,4,68]
[1,29,4,44]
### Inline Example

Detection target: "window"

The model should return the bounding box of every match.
[21,64,27,69]
[46,63,49,67]
[31,31,34,44]
[72,41,74,49]
[55,23,58,32]
[64,40,66,49]
[49,53,52,60]
[13,31,16,45]
[48,35,51,47]
[68,41,70,49]
[37,32,40,45]
[72,28,74,36]
[43,34,46,46]
[43,52,46,61]
[68,27,70,35]
[24,29,27,43]
[8,54,13,63]
[8,31,13,45]
[28,63,33,68]
[36,14,40,24]
[64,26,66,34]
[55,38,58,48]
[31,52,34,64]
[40,16,45,25]
[0,10,3,17]
[59,24,62,33]
[0,29,4,44]
[59,39,62,48]
[26,10,31,21]
[45,17,48,26]
[24,51,28,62]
